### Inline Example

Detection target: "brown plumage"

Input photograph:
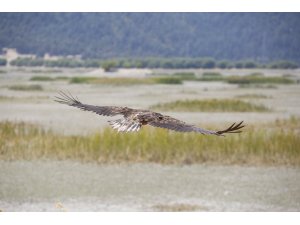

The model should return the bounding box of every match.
[55,91,245,136]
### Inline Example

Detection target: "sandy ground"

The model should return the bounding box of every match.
[0,161,299,212]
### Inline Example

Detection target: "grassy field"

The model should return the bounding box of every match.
[1,117,299,165]
[150,99,270,112]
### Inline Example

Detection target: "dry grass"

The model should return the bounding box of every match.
[196,73,295,84]
[30,76,54,81]
[70,77,151,85]
[8,84,43,91]
[227,75,295,85]
[30,76,72,81]
[0,118,299,166]
[0,95,15,101]
[150,99,270,112]
[238,84,278,89]
[198,72,224,81]
[69,77,183,85]
[29,69,62,73]
[235,94,271,99]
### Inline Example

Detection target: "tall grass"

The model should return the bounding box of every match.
[150,99,270,112]
[0,118,299,165]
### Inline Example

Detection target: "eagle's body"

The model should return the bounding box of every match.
[55,91,244,136]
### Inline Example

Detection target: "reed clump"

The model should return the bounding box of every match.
[235,94,270,99]
[30,76,71,81]
[0,118,299,166]
[30,76,54,81]
[196,73,295,84]
[198,72,224,81]
[69,77,153,85]
[69,76,183,85]
[152,77,182,84]
[226,75,294,84]
[8,84,43,91]
[150,99,270,112]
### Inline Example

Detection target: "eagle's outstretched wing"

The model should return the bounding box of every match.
[54,91,133,117]
[148,114,244,136]
[55,91,245,136]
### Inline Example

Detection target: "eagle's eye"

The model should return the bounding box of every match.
[158,116,163,120]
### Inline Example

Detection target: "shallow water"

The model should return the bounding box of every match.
[0,160,299,211]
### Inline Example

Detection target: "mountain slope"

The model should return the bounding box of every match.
[0,13,299,61]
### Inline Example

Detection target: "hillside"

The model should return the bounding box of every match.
[0,13,299,61]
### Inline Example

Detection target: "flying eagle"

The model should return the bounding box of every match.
[55,91,244,136]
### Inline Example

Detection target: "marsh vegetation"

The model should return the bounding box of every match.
[8,84,43,91]
[1,67,300,212]
[150,99,270,112]
[1,117,299,165]
[69,76,184,85]
[235,94,271,99]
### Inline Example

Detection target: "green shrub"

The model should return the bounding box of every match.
[0,58,7,66]
[268,61,298,69]
[217,60,232,69]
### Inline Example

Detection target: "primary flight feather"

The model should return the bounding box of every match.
[55,91,245,136]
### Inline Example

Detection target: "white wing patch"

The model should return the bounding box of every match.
[108,119,141,132]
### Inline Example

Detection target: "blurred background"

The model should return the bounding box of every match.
[0,13,299,212]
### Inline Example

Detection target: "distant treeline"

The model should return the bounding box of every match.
[6,57,299,70]
[0,58,7,66]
